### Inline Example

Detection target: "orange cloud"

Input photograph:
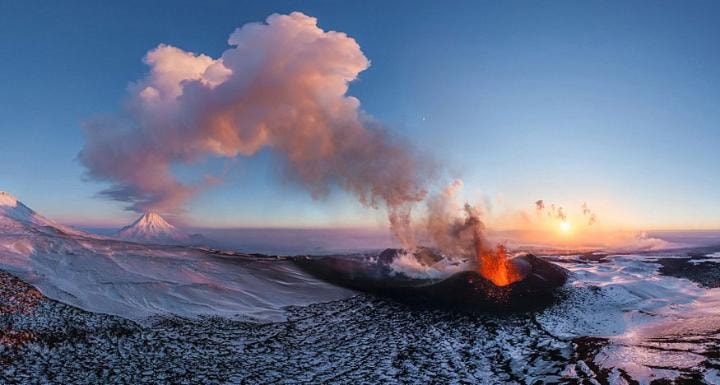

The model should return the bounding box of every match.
[79,12,432,237]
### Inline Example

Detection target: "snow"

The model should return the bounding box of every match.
[538,253,720,384]
[0,191,87,237]
[388,249,470,279]
[14,239,352,322]
[1,191,719,383]
[0,191,19,207]
[0,195,353,323]
[115,212,191,244]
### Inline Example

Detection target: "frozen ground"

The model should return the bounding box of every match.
[541,249,720,384]
[1,249,720,384]
[0,234,354,323]
[0,192,353,322]
[2,193,720,384]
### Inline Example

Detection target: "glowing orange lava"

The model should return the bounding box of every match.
[476,244,522,286]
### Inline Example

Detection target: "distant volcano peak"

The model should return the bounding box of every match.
[0,191,18,207]
[115,212,191,245]
[133,212,173,228]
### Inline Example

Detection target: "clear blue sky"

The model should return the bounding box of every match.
[1,0,718,229]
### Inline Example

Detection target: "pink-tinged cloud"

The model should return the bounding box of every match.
[79,12,431,237]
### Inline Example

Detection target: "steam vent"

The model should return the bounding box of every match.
[294,249,568,311]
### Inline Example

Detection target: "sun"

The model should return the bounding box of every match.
[559,221,571,234]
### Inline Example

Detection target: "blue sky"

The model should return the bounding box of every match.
[1,0,718,229]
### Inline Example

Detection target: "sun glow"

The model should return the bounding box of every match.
[559,220,571,234]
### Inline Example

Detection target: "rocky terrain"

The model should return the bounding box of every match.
[0,268,571,384]
[656,251,720,288]
[2,258,720,384]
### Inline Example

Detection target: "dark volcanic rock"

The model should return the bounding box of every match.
[0,269,587,384]
[2,265,718,384]
[656,254,720,288]
[293,251,568,311]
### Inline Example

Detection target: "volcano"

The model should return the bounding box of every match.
[115,212,196,245]
[293,248,568,311]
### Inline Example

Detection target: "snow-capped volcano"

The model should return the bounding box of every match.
[0,191,85,236]
[115,212,191,244]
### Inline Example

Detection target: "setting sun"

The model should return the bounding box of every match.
[559,221,572,234]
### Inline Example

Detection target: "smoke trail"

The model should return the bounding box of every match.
[79,12,431,240]
[536,199,598,226]
[582,202,597,225]
[581,202,590,215]
[423,180,521,285]
[556,206,566,221]
[425,180,476,258]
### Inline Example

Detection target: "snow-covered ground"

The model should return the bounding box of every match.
[2,252,719,384]
[540,252,720,383]
[0,192,352,322]
[1,191,720,384]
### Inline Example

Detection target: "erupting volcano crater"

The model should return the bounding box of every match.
[294,248,569,311]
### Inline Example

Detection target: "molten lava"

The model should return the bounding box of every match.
[475,244,522,286]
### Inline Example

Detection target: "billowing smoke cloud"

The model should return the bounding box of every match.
[79,11,524,285]
[79,12,431,240]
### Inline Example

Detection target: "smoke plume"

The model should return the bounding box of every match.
[425,180,478,258]
[422,180,521,285]
[80,12,523,284]
[79,12,431,241]
[582,202,597,225]
[535,199,599,227]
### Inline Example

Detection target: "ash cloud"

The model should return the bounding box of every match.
[79,12,432,239]
[425,180,482,258]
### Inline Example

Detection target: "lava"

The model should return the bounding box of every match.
[476,244,522,286]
